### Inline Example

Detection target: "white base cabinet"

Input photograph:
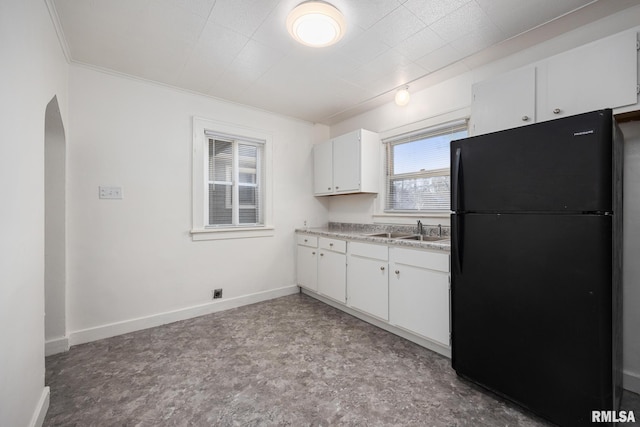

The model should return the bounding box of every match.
[347,242,389,321]
[389,247,450,347]
[296,235,318,292]
[317,238,347,304]
[296,235,318,291]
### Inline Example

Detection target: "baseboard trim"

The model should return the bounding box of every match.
[29,386,49,427]
[623,370,640,394]
[300,288,451,358]
[45,336,70,356]
[69,285,299,346]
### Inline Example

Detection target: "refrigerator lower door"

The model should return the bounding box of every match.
[451,213,617,426]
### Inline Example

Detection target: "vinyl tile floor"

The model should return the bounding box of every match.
[45,293,640,426]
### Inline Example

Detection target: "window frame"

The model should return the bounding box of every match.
[191,117,274,241]
[375,114,469,220]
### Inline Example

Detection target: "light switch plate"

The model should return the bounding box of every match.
[99,186,123,199]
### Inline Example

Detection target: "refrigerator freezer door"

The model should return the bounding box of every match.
[451,110,613,213]
[451,213,614,426]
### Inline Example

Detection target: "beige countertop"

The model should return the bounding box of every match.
[296,227,451,252]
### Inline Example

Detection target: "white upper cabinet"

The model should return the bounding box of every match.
[540,30,638,122]
[471,66,536,136]
[471,30,638,136]
[332,131,361,193]
[313,140,333,195]
[313,129,380,196]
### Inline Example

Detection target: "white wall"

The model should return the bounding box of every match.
[0,0,69,425]
[66,66,328,338]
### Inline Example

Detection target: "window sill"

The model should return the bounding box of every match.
[190,226,275,241]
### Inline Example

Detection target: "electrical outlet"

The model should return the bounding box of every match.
[213,289,223,299]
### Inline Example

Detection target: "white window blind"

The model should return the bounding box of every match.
[206,130,264,227]
[384,119,467,213]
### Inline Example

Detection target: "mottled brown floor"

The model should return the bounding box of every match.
[45,293,639,426]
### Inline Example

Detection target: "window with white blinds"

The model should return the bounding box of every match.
[206,131,264,227]
[384,120,467,213]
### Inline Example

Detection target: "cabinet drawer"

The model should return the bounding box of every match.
[319,237,346,253]
[391,247,449,272]
[349,241,388,261]
[297,234,318,247]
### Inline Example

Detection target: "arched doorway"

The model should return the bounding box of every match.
[44,95,67,354]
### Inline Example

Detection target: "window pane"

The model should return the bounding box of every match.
[209,183,232,225]
[238,144,257,169]
[210,139,232,182]
[392,130,467,175]
[206,136,264,227]
[239,171,256,184]
[386,125,466,212]
[389,176,450,211]
[239,185,256,205]
[239,207,259,224]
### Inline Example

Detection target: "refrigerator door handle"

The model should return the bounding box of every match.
[453,214,463,273]
[453,147,462,212]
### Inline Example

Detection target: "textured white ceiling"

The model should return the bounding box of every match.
[50,0,634,124]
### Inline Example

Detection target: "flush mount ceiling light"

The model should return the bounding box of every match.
[286,1,346,48]
[395,86,411,106]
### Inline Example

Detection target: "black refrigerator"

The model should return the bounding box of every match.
[450,109,623,426]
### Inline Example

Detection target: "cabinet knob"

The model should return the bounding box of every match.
[521,115,529,121]
[380,266,385,271]
[335,186,339,189]
[395,270,400,275]
[553,108,562,115]
[320,253,324,256]
[304,239,308,242]
[312,251,316,255]
[329,243,334,247]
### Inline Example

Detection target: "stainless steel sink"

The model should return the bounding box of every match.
[366,232,414,239]
[398,234,448,242]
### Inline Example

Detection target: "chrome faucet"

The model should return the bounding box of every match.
[417,220,423,236]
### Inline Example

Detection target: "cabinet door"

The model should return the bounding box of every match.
[471,66,536,136]
[542,30,637,121]
[332,131,360,193]
[318,250,346,303]
[313,140,333,195]
[296,245,317,291]
[390,264,449,347]
[347,255,389,320]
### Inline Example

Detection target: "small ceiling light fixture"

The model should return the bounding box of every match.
[286,1,346,48]
[395,86,411,106]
